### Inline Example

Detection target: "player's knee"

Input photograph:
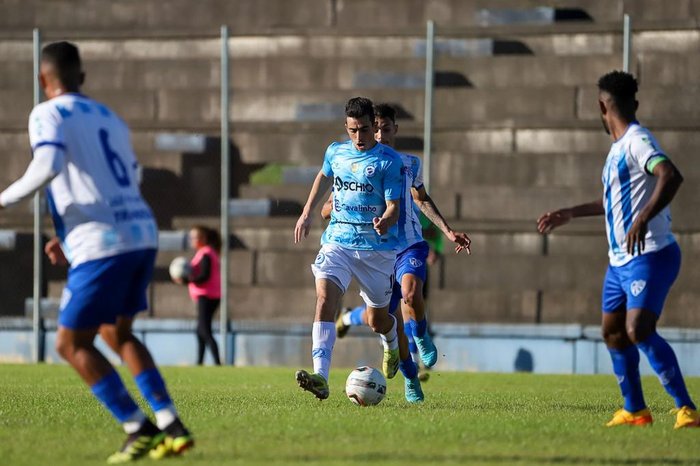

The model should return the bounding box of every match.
[402,288,420,308]
[365,311,381,332]
[103,327,135,352]
[401,278,423,308]
[626,323,653,345]
[55,334,76,360]
[601,327,627,348]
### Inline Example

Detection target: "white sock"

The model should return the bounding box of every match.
[155,404,178,430]
[379,314,398,351]
[122,410,146,434]
[312,321,336,381]
[341,312,353,326]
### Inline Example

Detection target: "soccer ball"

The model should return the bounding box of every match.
[169,256,192,282]
[345,366,387,406]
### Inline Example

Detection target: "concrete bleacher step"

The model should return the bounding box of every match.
[427,289,540,323]
[3,55,634,92]
[540,290,700,327]
[149,284,350,322]
[129,124,700,167]
[4,0,698,35]
[577,84,700,121]
[638,53,700,86]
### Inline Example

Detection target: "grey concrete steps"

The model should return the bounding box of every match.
[5,87,700,132]
[47,278,700,325]
[3,0,699,37]
[0,0,333,34]
[3,28,699,68]
[0,55,626,91]
[540,290,700,327]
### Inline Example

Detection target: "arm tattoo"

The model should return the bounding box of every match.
[416,194,451,235]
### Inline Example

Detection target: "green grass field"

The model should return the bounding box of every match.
[1,365,699,466]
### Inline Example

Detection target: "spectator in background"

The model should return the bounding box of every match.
[175,226,222,366]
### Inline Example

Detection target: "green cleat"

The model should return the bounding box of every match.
[405,376,424,403]
[295,370,330,400]
[149,419,195,460]
[414,332,438,368]
[383,348,400,379]
[106,420,165,464]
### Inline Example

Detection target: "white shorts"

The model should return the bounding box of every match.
[311,243,396,308]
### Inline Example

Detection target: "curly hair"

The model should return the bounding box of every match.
[598,70,638,110]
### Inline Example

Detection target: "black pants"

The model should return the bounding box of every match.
[196,297,221,365]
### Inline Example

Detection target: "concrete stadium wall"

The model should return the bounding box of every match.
[3,319,700,377]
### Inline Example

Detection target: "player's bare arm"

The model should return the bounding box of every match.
[537,199,605,234]
[320,193,333,220]
[412,186,471,254]
[295,170,334,244]
[625,160,683,256]
[373,199,400,236]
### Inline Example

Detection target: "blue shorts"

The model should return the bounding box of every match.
[602,242,681,316]
[58,248,157,329]
[389,241,430,314]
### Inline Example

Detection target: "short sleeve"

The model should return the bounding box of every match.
[28,104,65,152]
[321,143,337,177]
[412,156,424,189]
[383,155,403,201]
[629,131,667,175]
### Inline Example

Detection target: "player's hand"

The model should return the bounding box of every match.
[294,212,312,244]
[447,231,471,255]
[626,217,647,256]
[44,237,68,266]
[537,209,572,234]
[373,216,389,236]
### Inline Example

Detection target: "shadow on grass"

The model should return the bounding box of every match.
[278,453,696,465]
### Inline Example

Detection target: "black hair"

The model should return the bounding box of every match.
[41,41,82,87]
[597,70,638,112]
[345,97,375,122]
[373,103,397,123]
[192,225,222,253]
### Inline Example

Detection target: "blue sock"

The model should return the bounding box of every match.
[349,306,366,326]
[399,356,418,380]
[410,318,428,338]
[637,332,696,410]
[404,323,418,354]
[91,370,141,423]
[134,368,173,412]
[608,346,646,412]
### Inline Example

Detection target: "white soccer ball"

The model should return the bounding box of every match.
[345,366,387,406]
[169,256,192,282]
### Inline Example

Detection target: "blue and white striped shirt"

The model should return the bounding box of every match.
[602,123,675,266]
[396,153,425,252]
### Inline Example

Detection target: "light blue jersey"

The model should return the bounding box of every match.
[396,153,425,252]
[322,141,403,251]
